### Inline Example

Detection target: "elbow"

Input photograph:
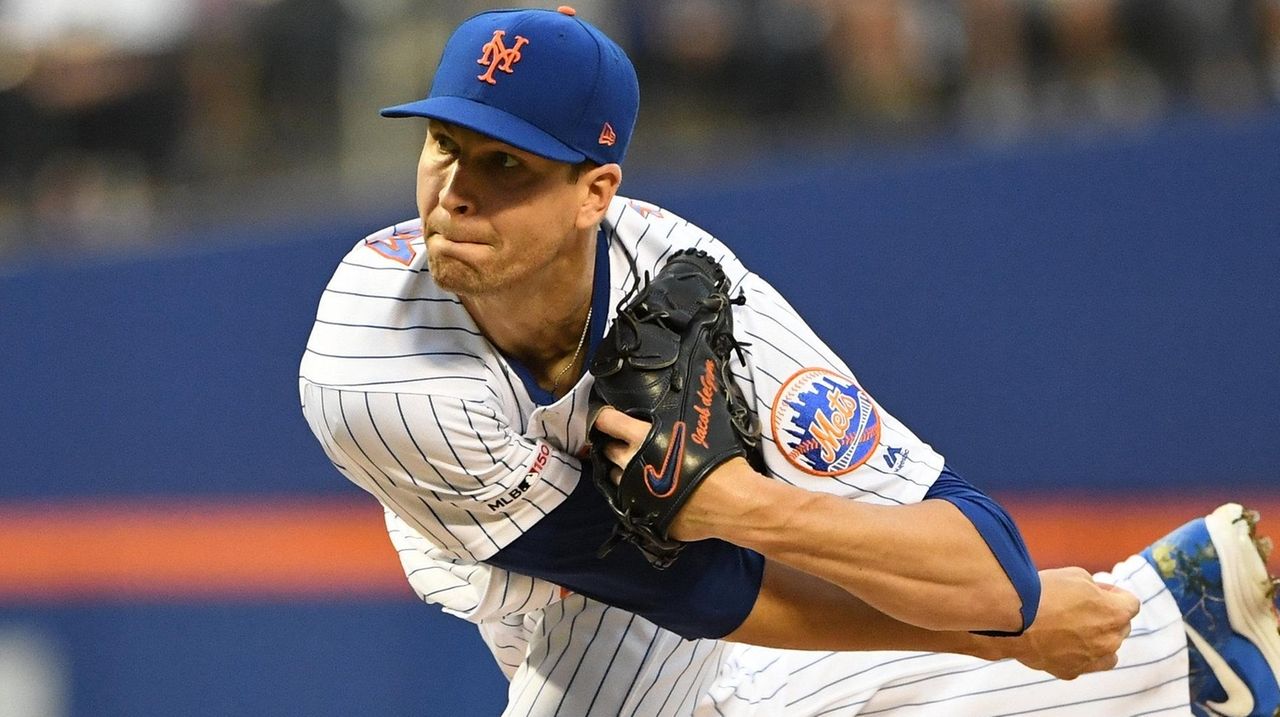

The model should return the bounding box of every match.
[959,572,1034,635]
[910,578,1027,633]
[923,476,1041,634]
[917,605,1022,634]
[964,567,1031,633]
[979,585,1028,633]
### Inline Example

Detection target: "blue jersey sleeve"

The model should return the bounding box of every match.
[925,466,1041,634]
[486,467,764,640]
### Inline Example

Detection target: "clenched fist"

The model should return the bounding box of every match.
[1002,567,1141,680]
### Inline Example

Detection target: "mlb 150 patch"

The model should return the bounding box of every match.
[771,368,881,477]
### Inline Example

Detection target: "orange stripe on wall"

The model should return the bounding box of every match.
[999,494,1280,574]
[0,498,409,601]
[1,495,1277,601]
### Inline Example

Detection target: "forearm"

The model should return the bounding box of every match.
[685,459,1023,632]
[726,559,1007,659]
[729,562,1140,683]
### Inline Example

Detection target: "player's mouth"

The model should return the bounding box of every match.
[427,225,486,246]
[426,230,493,265]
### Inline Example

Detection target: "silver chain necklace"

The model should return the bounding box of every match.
[550,306,592,395]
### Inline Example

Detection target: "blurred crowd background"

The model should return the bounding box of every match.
[0,0,1277,261]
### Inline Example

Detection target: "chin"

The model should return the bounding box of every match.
[427,252,491,296]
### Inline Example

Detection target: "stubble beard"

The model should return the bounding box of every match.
[427,243,530,299]
[427,251,489,297]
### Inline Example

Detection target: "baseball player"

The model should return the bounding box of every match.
[299,6,1280,716]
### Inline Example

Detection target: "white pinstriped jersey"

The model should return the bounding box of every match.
[300,196,945,566]
[300,196,1190,716]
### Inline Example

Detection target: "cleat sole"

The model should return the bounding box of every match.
[1206,503,1280,681]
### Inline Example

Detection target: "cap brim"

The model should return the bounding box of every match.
[380,96,587,164]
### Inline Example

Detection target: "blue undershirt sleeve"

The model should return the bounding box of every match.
[486,466,765,640]
[924,465,1041,635]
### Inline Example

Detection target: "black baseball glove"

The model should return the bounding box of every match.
[587,248,760,568]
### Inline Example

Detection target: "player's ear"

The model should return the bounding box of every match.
[575,163,622,231]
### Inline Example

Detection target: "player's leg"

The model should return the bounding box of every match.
[703,552,1187,716]
[844,553,1191,716]
[703,503,1280,716]
[500,593,726,717]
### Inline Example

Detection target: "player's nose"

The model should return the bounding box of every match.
[438,162,473,217]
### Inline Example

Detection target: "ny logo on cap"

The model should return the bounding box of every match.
[476,30,529,85]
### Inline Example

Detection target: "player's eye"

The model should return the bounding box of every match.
[495,152,520,169]
[434,134,460,156]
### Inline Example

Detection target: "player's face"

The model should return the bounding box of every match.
[417,121,590,298]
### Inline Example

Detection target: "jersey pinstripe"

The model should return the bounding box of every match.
[301,197,1190,716]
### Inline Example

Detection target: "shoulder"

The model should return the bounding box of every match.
[301,218,494,397]
[604,195,718,252]
[323,218,433,291]
[604,195,750,288]
[348,218,429,270]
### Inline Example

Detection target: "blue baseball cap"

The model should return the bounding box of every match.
[381,6,639,166]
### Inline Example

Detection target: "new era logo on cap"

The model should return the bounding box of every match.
[379,6,639,166]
